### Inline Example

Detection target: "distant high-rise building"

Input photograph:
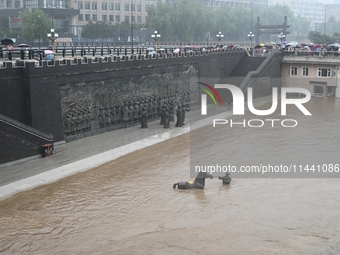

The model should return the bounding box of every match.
[191,0,268,9]
[269,0,340,33]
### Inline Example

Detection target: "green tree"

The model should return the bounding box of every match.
[82,20,114,38]
[308,31,332,44]
[20,8,50,42]
[145,0,311,43]
[332,32,340,42]
[0,17,9,37]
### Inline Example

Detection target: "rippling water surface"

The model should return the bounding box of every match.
[0,98,340,255]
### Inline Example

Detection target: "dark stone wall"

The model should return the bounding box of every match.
[0,63,27,123]
[0,114,53,164]
[229,56,266,77]
[0,51,246,143]
[250,51,283,99]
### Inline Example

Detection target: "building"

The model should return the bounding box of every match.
[0,0,156,38]
[269,0,340,33]
[281,53,340,98]
[190,0,268,9]
[0,0,79,36]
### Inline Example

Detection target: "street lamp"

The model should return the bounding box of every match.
[278,32,285,48]
[141,26,146,45]
[247,32,254,47]
[216,31,224,46]
[47,28,58,52]
[38,15,41,48]
[151,31,161,52]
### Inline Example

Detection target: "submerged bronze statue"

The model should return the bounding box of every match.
[173,172,213,189]
[218,172,232,184]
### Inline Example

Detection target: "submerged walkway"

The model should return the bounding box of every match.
[0,96,269,201]
[0,106,227,201]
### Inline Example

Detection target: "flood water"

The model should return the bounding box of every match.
[1,97,340,255]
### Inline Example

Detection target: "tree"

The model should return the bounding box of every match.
[308,31,332,44]
[145,0,311,43]
[82,20,114,39]
[0,17,9,37]
[20,8,50,42]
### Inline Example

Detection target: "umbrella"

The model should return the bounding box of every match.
[45,54,54,60]
[1,38,13,45]
[18,43,29,47]
[259,43,265,47]
[44,50,54,54]
[47,45,53,50]
[147,47,154,51]
[173,48,180,53]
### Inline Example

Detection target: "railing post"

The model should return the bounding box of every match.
[20,50,25,60]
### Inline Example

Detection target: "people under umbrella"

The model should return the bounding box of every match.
[252,41,340,57]
[282,42,339,57]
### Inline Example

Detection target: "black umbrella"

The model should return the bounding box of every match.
[18,43,29,47]
[1,38,13,45]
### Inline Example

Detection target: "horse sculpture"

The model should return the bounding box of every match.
[218,172,232,184]
[173,172,213,189]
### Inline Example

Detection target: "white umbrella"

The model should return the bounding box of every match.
[173,48,180,53]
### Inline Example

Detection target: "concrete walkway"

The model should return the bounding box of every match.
[0,96,270,201]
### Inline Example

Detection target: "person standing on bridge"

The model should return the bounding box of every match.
[7,44,13,60]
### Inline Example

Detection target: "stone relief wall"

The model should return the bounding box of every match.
[60,65,199,141]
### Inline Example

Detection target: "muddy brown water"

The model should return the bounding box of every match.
[0,97,340,254]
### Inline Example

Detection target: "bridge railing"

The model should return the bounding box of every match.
[0,46,246,62]
[282,50,340,58]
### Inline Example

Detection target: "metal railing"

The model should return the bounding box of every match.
[0,46,246,62]
[282,50,340,58]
